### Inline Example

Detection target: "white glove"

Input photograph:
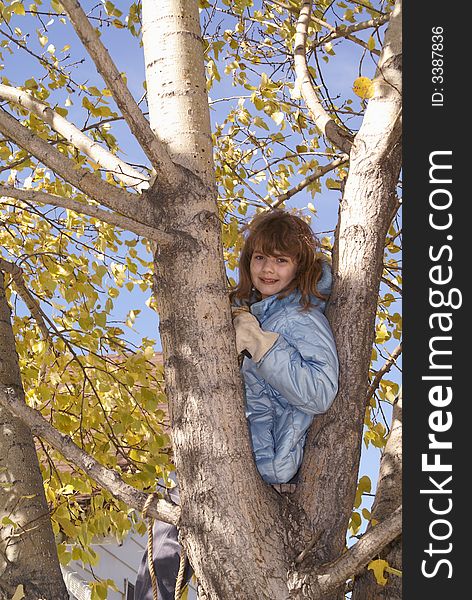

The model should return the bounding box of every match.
[232,309,279,363]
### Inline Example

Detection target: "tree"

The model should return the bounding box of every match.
[0,1,402,598]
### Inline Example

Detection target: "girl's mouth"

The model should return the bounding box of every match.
[260,278,278,284]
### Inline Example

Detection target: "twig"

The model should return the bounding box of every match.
[0,258,50,341]
[271,154,348,207]
[366,343,402,403]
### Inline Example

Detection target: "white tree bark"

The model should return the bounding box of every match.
[142,0,216,185]
[294,0,353,154]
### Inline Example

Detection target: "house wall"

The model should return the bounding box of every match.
[65,530,197,600]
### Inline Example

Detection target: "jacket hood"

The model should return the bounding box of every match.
[317,257,333,297]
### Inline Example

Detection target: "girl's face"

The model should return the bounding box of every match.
[250,250,297,299]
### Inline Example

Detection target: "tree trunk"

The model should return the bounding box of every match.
[142,2,293,598]
[0,272,68,600]
[351,391,402,600]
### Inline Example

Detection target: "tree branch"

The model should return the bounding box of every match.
[0,384,180,526]
[271,154,349,208]
[365,343,402,403]
[0,257,50,341]
[288,506,402,597]
[311,16,380,56]
[312,15,390,54]
[61,0,182,189]
[381,275,401,295]
[0,84,150,191]
[0,107,157,226]
[294,1,353,154]
[317,505,402,595]
[0,186,170,243]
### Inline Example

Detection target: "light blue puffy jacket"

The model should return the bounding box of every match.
[240,261,339,484]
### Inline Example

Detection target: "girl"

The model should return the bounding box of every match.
[135,210,339,599]
[230,209,339,486]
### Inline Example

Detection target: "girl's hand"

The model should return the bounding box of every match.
[232,310,278,362]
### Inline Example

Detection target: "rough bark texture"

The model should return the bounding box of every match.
[0,272,68,600]
[351,391,402,600]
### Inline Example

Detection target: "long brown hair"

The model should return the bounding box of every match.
[230,210,326,309]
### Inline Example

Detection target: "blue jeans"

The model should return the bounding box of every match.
[134,486,193,600]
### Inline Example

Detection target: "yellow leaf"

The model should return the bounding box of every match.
[349,511,362,535]
[11,3,26,16]
[352,76,374,99]
[354,475,371,507]
[368,559,389,585]
[11,585,25,600]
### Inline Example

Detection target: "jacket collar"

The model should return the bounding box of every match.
[250,290,297,320]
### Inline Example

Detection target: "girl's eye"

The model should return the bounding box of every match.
[276,257,288,263]
[254,254,264,260]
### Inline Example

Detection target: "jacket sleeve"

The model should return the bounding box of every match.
[254,309,339,416]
